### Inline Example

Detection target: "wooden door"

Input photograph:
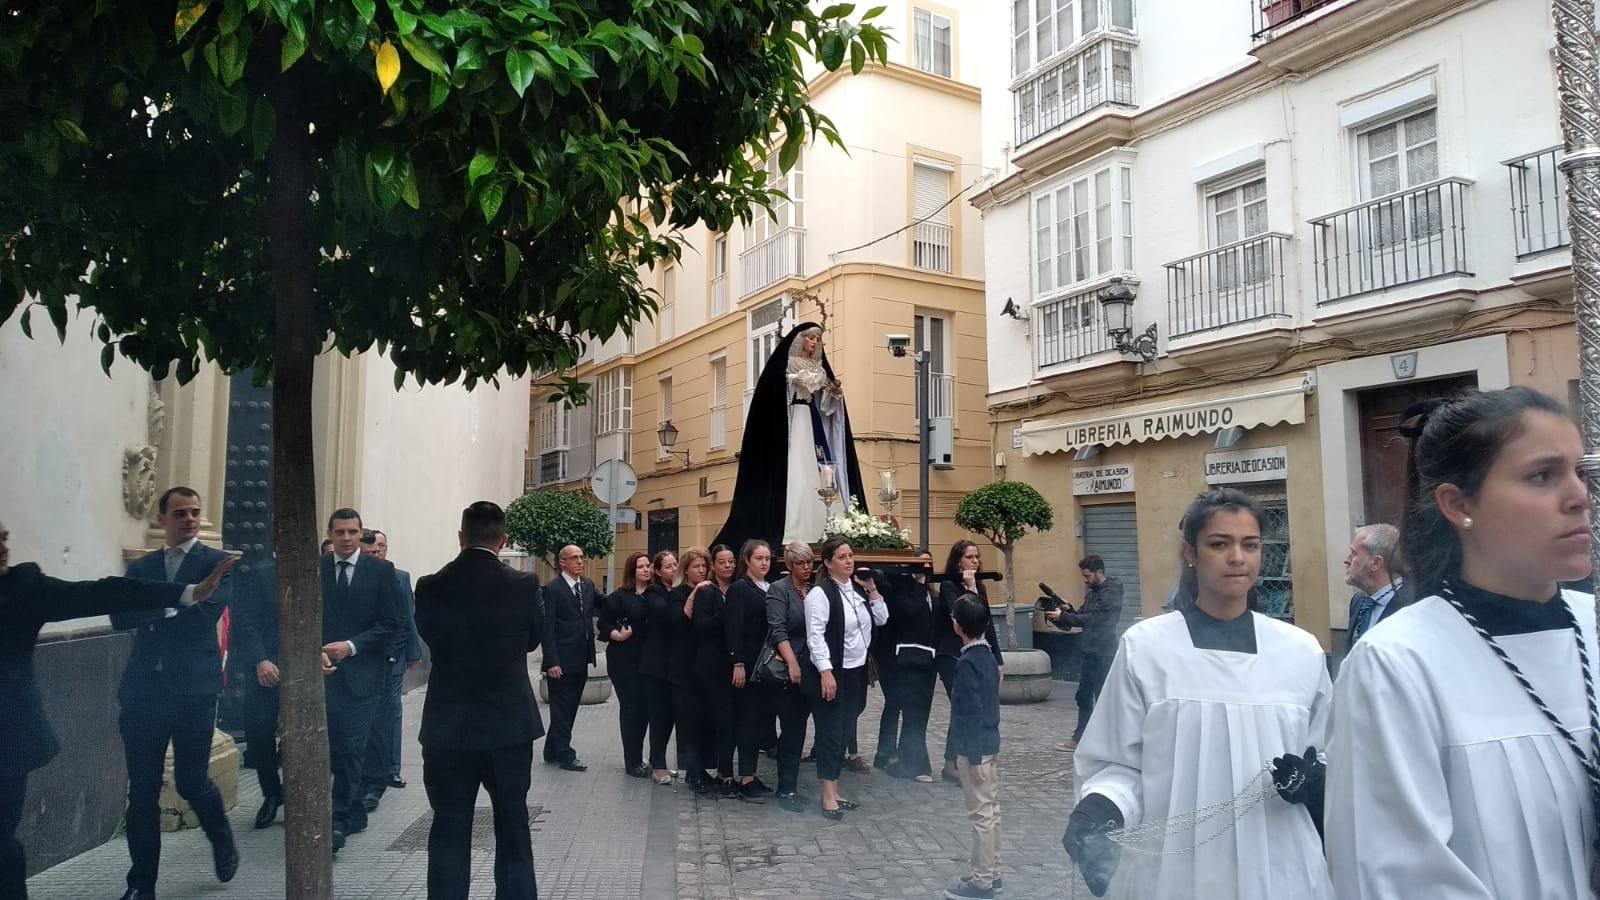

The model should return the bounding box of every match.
[1356,375,1476,528]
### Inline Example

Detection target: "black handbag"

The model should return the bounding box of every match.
[754,636,792,685]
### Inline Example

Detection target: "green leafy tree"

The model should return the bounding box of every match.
[1,1,888,893]
[505,490,613,569]
[954,480,1055,648]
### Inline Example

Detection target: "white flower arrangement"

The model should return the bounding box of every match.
[824,499,912,550]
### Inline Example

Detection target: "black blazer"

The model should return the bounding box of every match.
[691,582,730,681]
[639,582,675,678]
[1344,579,1416,652]
[2,563,186,772]
[724,576,770,670]
[935,581,1005,666]
[321,552,405,701]
[231,558,279,667]
[112,542,233,699]
[665,584,698,688]
[415,548,545,751]
[1057,576,1124,656]
[540,574,597,673]
[598,588,648,674]
[765,576,809,667]
[948,642,1001,762]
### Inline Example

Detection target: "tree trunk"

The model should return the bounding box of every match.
[269,84,334,899]
[1001,544,1018,649]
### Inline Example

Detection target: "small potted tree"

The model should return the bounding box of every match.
[506,490,616,704]
[955,481,1055,703]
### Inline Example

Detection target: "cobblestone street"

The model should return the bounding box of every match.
[27,666,1084,899]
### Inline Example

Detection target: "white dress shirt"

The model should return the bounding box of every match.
[161,536,202,617]
[804,576,888,672]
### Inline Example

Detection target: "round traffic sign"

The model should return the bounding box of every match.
[589,458,638,505]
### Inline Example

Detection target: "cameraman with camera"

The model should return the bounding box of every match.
[1045,556,1123,752]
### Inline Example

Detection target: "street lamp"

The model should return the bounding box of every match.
[1098,277,1159,363]
[655,419,690,467]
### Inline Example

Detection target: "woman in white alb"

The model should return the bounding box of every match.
[1063,488,1333,899]
[783,326,849,545]
[1326,387,1600,899]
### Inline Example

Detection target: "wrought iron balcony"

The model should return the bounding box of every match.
[1251,0,1339,39]
[1165,233,1292,338]
[1014,36,1136,148]
[1505,146,1569,258]
[1035,287,1111,368]
[739,226,806,299]
[1309,177,1472,304]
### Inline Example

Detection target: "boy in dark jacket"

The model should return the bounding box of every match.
[946,594,1002,900]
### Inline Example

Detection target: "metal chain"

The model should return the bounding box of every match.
[1102,761,1308,856]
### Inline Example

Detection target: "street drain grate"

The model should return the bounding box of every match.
[387,805,549,852]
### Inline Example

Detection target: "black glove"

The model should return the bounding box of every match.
[1062,793,1124,897]
[1271,745,1327,840]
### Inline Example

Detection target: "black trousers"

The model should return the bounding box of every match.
[119,683,231,891]
[843,668,868,759]
[808,665,867,782]
[936,656,960,764]
[543,669,587,765]
[670,682,704,773]
[327,687,382,834]
[874,656,903,758]
[609,666,649,771]
[0,767,26,900]
[772,685,810,794]
[644,675,675,771]
[362,659,406,796]
[422,742,537,900]
[730,681,770,779]
[888,663,937,777]
[699,673,734,777]
[242,681,281,798]
[1073,651,1114,743]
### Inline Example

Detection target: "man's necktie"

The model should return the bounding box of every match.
[1352,595,1377,642]
[339,560,352,588]
[165,547,185,581]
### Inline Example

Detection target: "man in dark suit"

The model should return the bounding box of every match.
[1343,524,1413,652]
[416,501,545,900]
[319,508,405,853]
[1045,555,1124,752]
[0,519,234,899]
[361,528,424,812]
[113,487,239,900]
[540,544,596,772]
[230,553,284,830]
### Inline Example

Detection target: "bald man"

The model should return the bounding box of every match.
[540,546,597,770]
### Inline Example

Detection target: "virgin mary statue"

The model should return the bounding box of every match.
[713,322,868,550]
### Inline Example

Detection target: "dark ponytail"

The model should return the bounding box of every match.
[1174,488,1266,611]
[1397,386,1569,599]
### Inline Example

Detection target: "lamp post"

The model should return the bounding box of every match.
[1550,0,1600,639]
[886,334,932,552]
[1098,277,1159,363]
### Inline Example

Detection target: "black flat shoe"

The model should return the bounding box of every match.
[626,763,651,778]
[253,794,281,830]
[388,776,407,789]
[836,798,860,811]
[559,760,588,772]
[777,791,808,813]
[820,802,845,821]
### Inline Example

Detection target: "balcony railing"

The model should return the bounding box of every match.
[1164,233,1292,338]
[711,272,729,317]
[913,222,952,273]
[1251,0,1337,39]
[927,372,955,420]
[1505,147,1569,258]
[1310,177,1472,304]
[526,450,568,489]
[1035,287,1111,367]
[1014,37,1136,148]
[740,226,806,298]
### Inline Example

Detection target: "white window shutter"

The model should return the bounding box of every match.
[913,162,951,225]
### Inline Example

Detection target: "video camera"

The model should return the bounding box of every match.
[1036,582,1068,612]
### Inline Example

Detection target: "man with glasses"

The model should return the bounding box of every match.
[541,545,597,771]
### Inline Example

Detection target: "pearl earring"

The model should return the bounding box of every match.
[1462,517,1474,530]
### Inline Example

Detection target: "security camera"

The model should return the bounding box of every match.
[886,334,912,357]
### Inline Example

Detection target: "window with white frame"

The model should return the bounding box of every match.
[711,234,729,317]
[659,265,677,341]
[1205,173,1269,289]
[657,374,673,458]
[534,398,571,485]
[1032,163,1134,297]
[1357,107,1442,245]
[914,8,953,77]
[912,160,953,273]
[746,155,805,245]
[709,357,728,450]
[595,367,633,436]
[914,312,953,422]
[1012,0,1133,75]
[746,298,793,416]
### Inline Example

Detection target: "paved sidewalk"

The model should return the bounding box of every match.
[28,665,1084,899]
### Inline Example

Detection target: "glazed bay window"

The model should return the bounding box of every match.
[914,8,953,77]
[1014,37,1135,147]
[595,367,633,436]
[1012,0,1135,75]
[1032,163,1134,296]
[534,399,571,486]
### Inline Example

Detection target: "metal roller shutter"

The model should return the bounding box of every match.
[1082,503,1143,636]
